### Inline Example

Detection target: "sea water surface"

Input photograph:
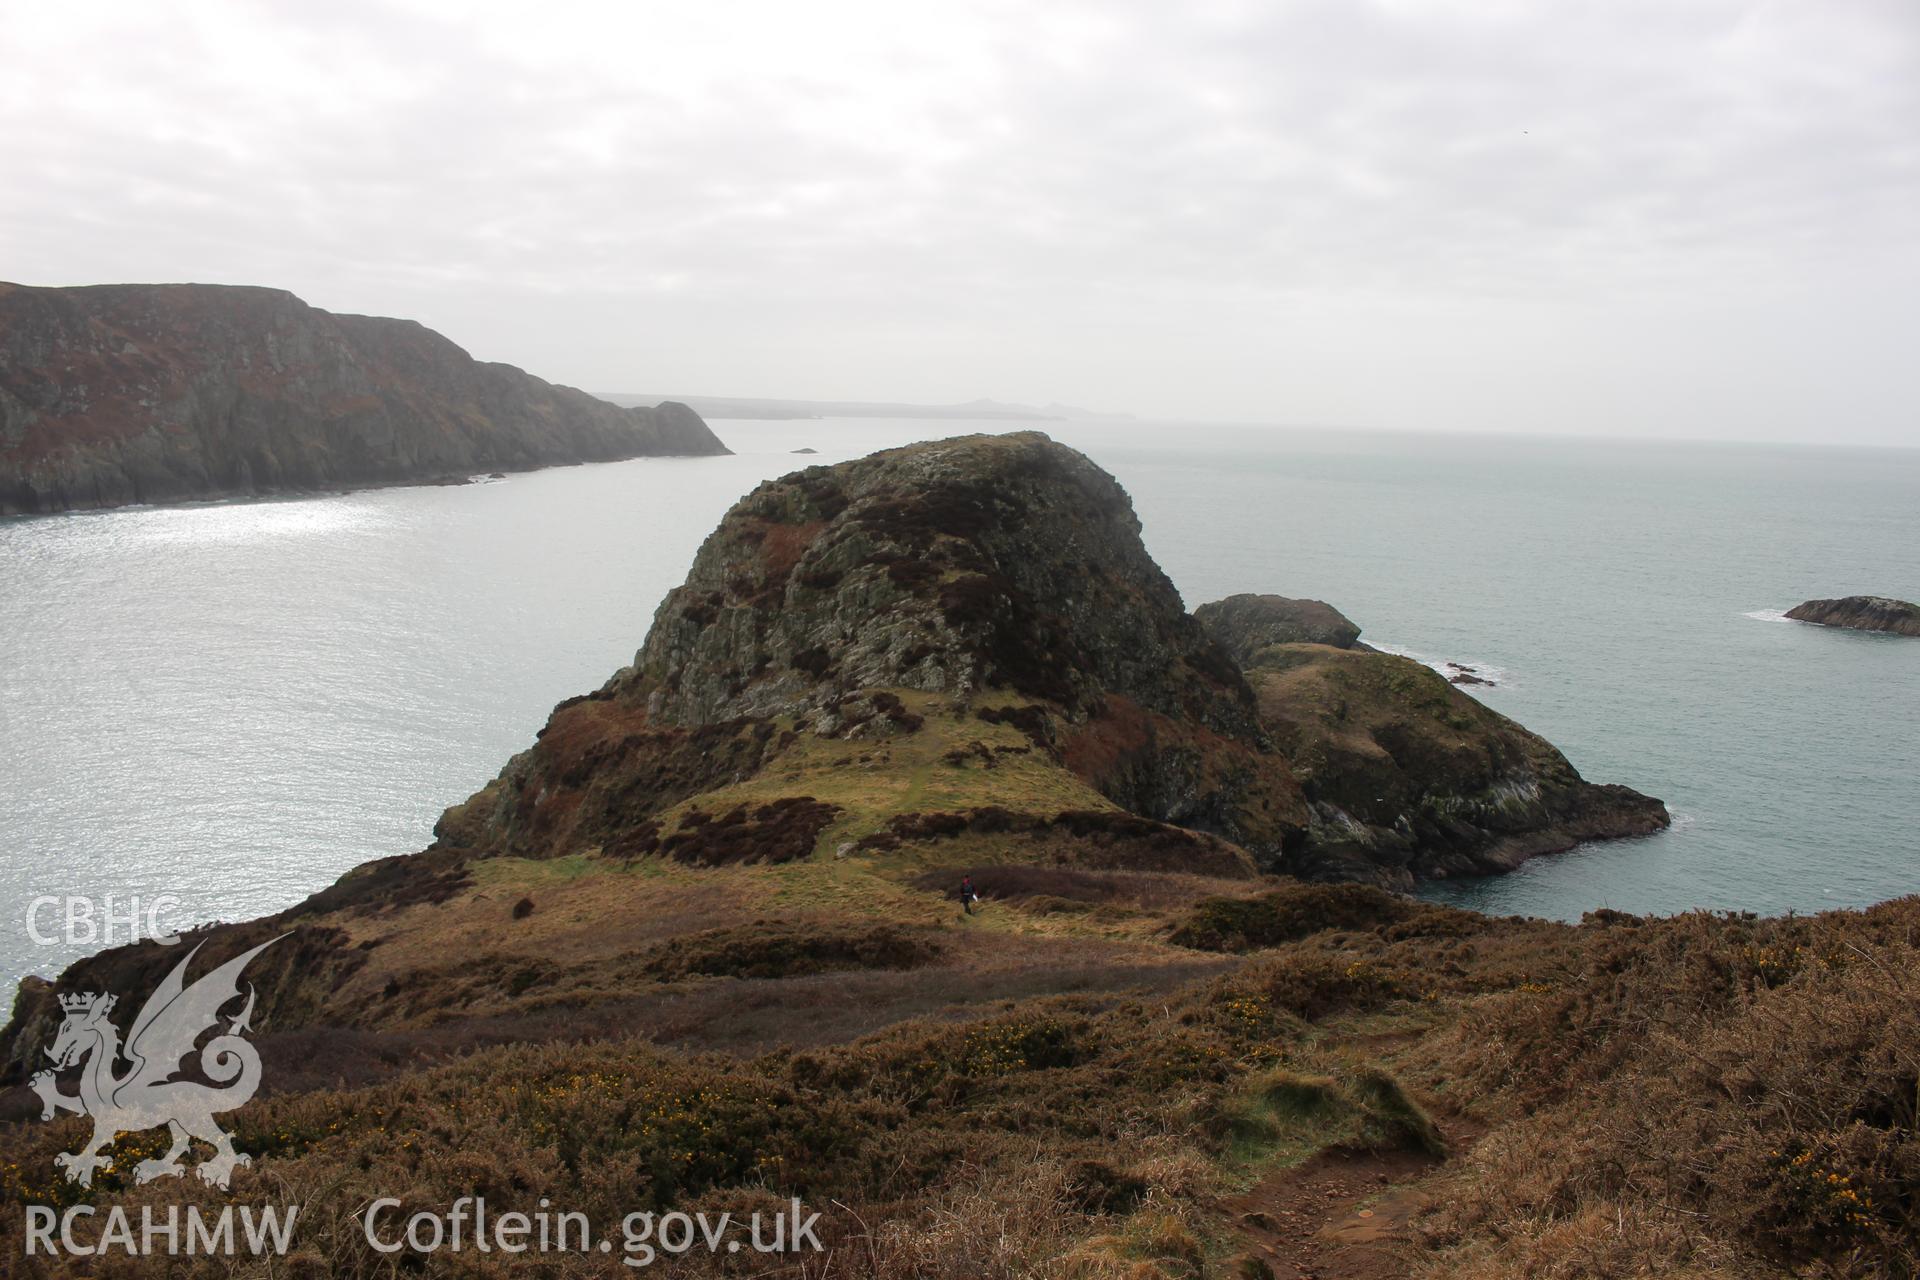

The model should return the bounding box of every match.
[3,420,1916,992]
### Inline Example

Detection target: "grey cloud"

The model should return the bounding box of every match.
[3,0,1915,442]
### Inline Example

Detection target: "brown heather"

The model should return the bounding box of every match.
[3,887,1915,1277]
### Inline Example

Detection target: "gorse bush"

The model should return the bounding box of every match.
[639,921,942,981]
[1168,882,1471,952]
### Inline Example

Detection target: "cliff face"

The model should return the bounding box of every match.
[1785,595,1920,637]
[0,281,729,515]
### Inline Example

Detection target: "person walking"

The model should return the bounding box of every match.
[960,874,978,915]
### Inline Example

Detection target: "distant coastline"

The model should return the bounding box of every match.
[595,392,1134,422]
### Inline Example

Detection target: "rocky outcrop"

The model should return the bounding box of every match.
[1198,594,1509,687]
[440,431,1309,865]
[1785,596,1920,637]
[0,282,729,515]
[1193,594,1366,657]
[1207,632,1668,884]
[439,438,1667,890]
[616,432,1259,730]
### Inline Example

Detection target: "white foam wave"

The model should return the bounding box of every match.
[1369,642,1513,690]
[1742,608,1794,624]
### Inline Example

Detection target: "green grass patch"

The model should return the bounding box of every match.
[636,688,1113,862]
[468,852,620,889]
[1215,1063,1446,1174]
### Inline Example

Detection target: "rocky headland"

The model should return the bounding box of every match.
[28,435,1915,1280]
[1193,593,1666,880]
[1785,595,1920,637]
[2,431,1663,1068]
[0,282,730,516]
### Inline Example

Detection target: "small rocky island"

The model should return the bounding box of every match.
[0,282,731,515]
[1785,595,1920,637]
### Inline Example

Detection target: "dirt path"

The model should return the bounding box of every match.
[1218,1118,1478,1280]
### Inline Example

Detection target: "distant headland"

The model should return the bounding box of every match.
[595,392,1133,422]
[0,282,730,517]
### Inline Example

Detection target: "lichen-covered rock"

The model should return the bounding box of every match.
[1237,641,1668,884]
[1785,595,1920,637]
[1194,594,1366,659]
[0,281,729,515]
[616,433,1253,726]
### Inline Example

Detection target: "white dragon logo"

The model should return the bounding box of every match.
[29,936,283,1190]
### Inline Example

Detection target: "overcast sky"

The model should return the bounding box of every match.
[4,1,1916,444]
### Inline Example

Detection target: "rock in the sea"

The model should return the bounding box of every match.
[0,281,730,515]
[1785,596,1920,637]
[1193,593,1365,658]
[1209,635,1669,883]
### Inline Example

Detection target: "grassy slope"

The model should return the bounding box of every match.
[1247,644,1571,796]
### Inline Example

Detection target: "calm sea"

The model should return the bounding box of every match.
[3,419,1916,993]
